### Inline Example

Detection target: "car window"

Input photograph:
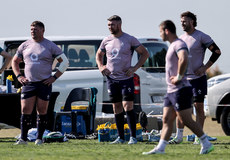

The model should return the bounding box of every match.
[5,42,25,69]
[137,42,168,73]
[67,45,95,67]
[52,40,101,68]
[5,42,24,57]
[141,43,167,68]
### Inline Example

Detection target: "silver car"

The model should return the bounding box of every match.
[205,73,230,136]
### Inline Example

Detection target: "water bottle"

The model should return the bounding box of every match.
[6,75,13,93]
[6,79,12,93]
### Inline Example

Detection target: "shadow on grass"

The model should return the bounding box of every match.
[213,142,230,145]
[0,138,16,143]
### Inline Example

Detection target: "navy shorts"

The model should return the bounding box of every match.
[107,76,134,103]
[189,75,207,102]
[21,81,52,101]
[164,87,193,111]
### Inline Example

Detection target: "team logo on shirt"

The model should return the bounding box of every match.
[111,48,121,60]
[29,53,40,64]
[30,53,38,61]
[111,48,119,58]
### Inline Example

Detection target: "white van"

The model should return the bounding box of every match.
[0,36,168,116]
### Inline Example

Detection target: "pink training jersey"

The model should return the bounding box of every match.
[16,38,62,82]
[180,30,213,80]
[100,33,141,80]
[166,38,191,93]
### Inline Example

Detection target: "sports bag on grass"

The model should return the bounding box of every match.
[43,131,65,143]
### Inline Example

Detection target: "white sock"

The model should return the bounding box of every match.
[194,135,198,140]
[156,139,168,151]
[176,128,184,139]
[199,134,210,147]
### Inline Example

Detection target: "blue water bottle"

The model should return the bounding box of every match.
[6,75,13,93]
[6,79,12,93]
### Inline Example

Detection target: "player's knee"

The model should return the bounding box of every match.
[113,104,123,114]
[123,105,133,112]
[162,116,173,124]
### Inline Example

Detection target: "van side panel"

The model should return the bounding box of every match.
[52,69,104,112]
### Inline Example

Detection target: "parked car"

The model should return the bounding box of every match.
[205,73,230,135]
[207,73,230,88]
[0,36,168,118]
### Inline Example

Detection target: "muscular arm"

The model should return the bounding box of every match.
[126,45,149,76]
[52,55,66,78]
[54,54,69,77]
[12,55,22,78]
[43,53,69,86]
[195,42,221,76]
[12,55,28,85]
[0,51,12,74]
[96,49,111,76]
[170,49,188,84]
[177,50,188,76]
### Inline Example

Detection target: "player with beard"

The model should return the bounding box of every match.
[96,15,149,144]
[142,20,214,155]
[12,21,69,145]
[169,11,221,145]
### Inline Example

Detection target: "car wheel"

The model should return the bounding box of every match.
[220,107,230,136]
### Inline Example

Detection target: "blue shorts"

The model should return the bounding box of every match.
[107,76,134,103]
[21,81,52,101]
[189,75,207,102]
[164,87,193,111]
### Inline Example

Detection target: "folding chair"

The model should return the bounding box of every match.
[54,87,97,136]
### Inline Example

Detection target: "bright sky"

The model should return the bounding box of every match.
[0,0,229,73]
